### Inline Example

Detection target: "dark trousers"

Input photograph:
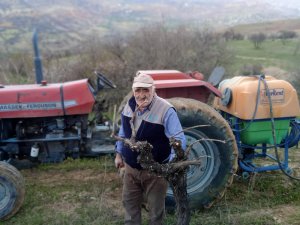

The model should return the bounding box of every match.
[122,164,168,225]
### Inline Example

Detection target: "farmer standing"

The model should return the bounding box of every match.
[114,72,186,225]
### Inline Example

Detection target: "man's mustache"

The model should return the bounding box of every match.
[136,96,148,101]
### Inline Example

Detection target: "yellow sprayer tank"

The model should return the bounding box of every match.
[214,75,300,120]
[214,75,300,145]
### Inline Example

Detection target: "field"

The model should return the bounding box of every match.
[4,147,300,225]
[227,39,300,74]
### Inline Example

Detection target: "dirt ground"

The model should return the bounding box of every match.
[22,168,125,218]
[21,165,300,225]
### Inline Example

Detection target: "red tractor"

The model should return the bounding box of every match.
[0,32,118,220]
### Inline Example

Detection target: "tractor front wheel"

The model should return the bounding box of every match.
[166,98,238,209]
[0,161,25,221]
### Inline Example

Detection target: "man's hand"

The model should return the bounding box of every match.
[114,153,124,168]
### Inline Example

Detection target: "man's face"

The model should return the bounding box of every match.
[133,87,153,108]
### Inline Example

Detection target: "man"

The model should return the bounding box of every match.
[115,73,186,225]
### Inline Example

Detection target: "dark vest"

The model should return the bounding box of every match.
[121,95,173,169]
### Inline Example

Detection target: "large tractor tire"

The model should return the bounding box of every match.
[166,98,238,209]
[0,161,25,221]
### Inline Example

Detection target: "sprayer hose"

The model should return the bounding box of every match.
[261,76,300,180]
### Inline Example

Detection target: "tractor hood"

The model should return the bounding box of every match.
[0,79,95,118]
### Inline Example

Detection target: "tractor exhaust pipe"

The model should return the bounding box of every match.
[32,30,44,84]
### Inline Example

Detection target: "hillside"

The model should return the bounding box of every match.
[231,18,300,35]
[1,0,300,52]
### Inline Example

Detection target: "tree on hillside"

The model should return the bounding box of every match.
[278,30,298,45]
[223,29,235,41]
[249,32,266,49]
[233,33,244,40]
[222,29,244,41]
[240,63,263,75]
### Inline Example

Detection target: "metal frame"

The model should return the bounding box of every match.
[223,112,300,173]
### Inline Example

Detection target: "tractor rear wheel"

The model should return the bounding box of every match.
[0,161,25,221]
[166,98,238,209]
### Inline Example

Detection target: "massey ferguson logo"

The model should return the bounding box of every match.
[0,100,77,112]
[260,88,285,104]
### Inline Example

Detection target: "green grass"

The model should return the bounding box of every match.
[37,157,115,172]
[3,154,300,225]
[227,39,300,73]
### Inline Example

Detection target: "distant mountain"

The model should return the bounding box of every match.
[0,0,300,51]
